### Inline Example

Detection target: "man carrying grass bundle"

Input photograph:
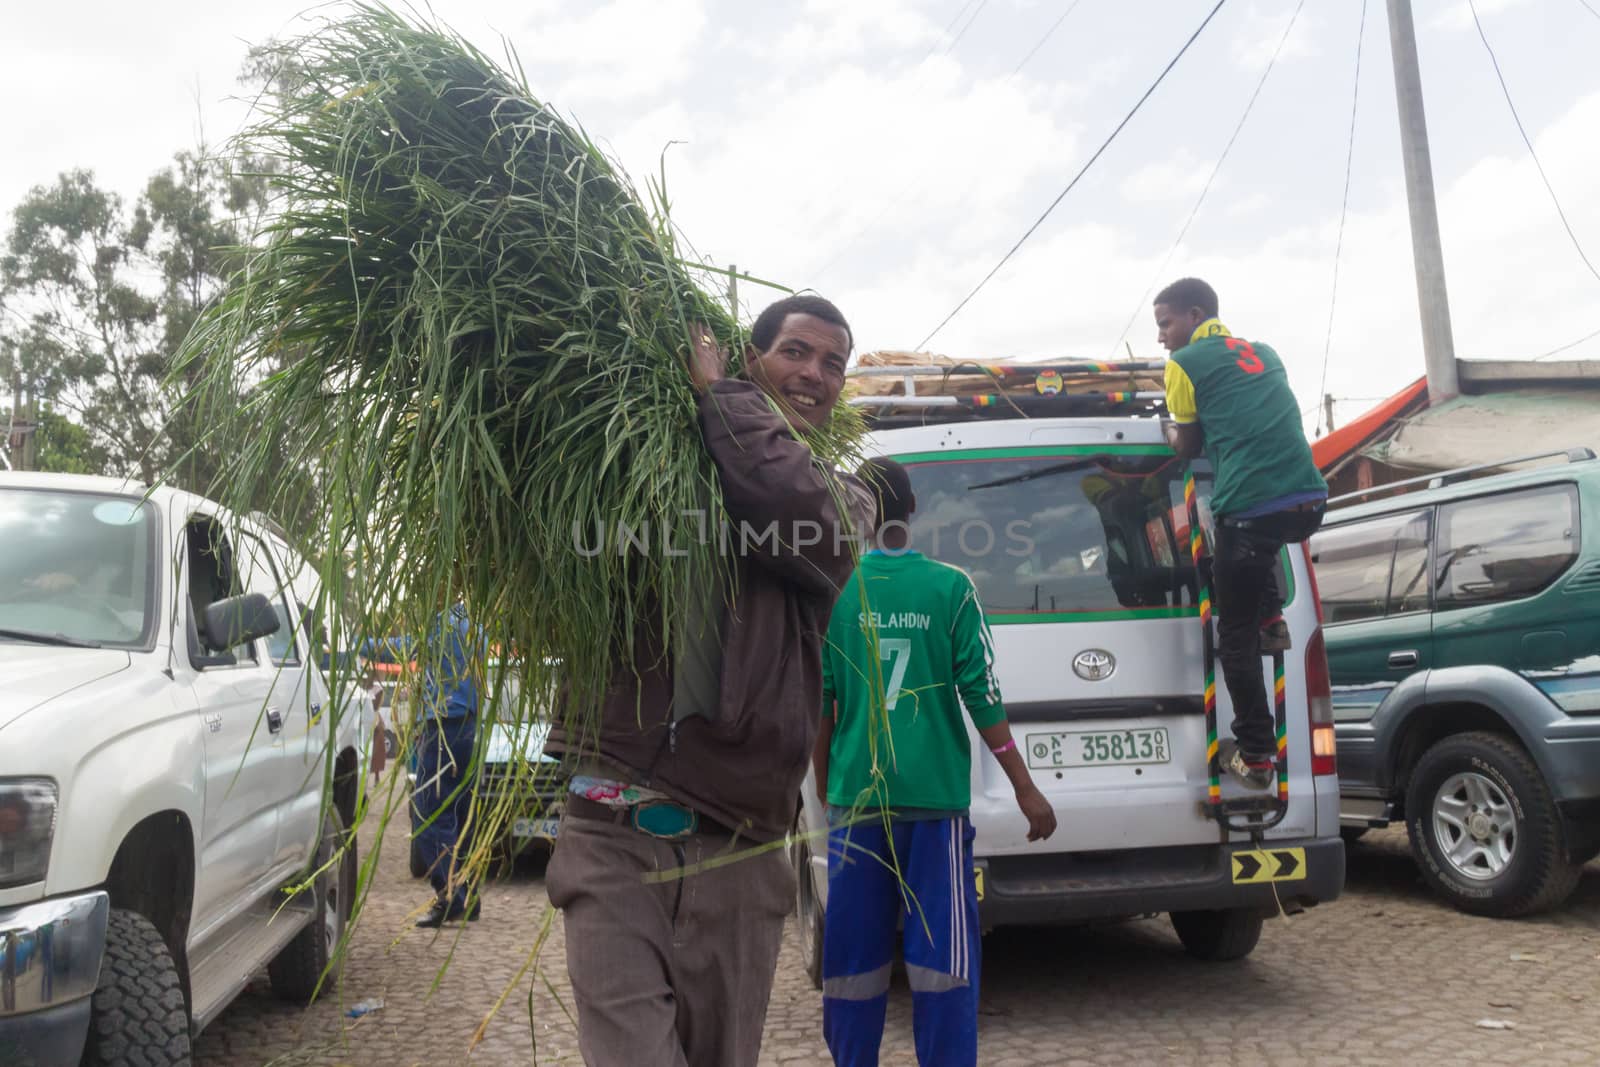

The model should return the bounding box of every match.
[544,295,876,1067]
[812,458,1056,1067]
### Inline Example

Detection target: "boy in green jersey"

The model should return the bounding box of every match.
[1154,277,1327,788]
[814,458,1055,1067]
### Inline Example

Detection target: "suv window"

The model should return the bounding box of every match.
[1435,484,1579,608]
[1312,510,1431,623]
[901,451,1208,618]
[237,533,300,667]
[184,518,258,667]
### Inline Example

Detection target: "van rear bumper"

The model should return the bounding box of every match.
[975,836,1344,928]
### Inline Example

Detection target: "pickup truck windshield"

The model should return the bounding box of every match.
[902,451,1208,620]
[0,488,155,648]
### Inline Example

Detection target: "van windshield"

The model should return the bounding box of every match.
[899,450,1207,620]
[0,488,155,648]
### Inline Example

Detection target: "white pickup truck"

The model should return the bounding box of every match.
[0,472,364,1067]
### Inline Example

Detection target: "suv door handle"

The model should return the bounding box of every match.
[1387,650,1419,669]
[266,706,284,733]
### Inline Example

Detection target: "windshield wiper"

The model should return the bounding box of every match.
[0,627,104,649]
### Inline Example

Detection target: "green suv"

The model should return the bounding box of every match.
[1313,447,1600,916]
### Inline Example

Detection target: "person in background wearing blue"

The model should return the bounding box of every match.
[414,599,487,927]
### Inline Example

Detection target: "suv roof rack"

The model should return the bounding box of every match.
[1328,446,1597,507]
[847,360,1168,428]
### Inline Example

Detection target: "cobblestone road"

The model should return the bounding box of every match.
[197,797,1600,1066]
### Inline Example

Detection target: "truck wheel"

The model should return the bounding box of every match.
[1170,908,1263,961]
[269,808,356,1002]
[1405,731,1580,917]
[792,811,824,990]
[83,908,191,1066]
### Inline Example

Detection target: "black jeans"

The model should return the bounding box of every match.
[1212,506,1325,759]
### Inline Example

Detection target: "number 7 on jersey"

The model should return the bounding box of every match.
[878,638,912,710]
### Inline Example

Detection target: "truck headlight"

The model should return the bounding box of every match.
[0,779,58,888]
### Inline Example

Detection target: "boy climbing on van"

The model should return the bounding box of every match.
[813,457,1056,1067]
[1154,277,1327,789]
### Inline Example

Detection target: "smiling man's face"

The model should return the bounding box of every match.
[746,312,850,431]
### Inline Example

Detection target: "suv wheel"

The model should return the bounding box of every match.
[792,810,824,990]
[1170,908,1263,961]
[269,808,356,1001]
[1405,731,1581,917]
[83,908,191,1066]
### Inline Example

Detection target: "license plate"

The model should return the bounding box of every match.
[512,814,561,840]
[1025,728,1171,768]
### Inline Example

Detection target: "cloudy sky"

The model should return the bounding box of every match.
[4,0,1598,430]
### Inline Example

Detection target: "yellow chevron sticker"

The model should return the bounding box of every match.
[974,866,985,901]
[1231,848,1307,884]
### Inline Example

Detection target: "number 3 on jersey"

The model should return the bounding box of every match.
[1226,337,1264,375]
[879,638,912,710]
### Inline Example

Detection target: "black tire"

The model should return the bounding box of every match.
[269,808,356,1002]
[83,908,191,1067]
[1405,731,1580,918]
[1340,827,1369,845]
[792,810,824,990]
[1169,908,1264,961]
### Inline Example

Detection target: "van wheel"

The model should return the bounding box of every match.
[1405,732,1579,917]
[1170,908,1263,961]
[83,908,191,1066]
[792,811,824,990]
[269,809,356,1001]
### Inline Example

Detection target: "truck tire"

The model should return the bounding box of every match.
[791,815,824,991]
[1405,731,1580,918]
[1170,908,1263,961]
[82,908,191,1067]
[269,808,356,1002]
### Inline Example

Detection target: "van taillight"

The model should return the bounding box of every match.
[1306,627,1336,776]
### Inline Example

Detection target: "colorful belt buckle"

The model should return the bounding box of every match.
[632,801,698,840]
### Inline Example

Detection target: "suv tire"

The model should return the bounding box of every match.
[269,808,356,1001]
[83,908,191,1067]
[1405,731,1581,918]
[792,810,824,991]
[1170,908,1263,961]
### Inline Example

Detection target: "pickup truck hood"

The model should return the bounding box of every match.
[0,645,134,733]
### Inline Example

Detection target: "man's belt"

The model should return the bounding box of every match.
[564,793,731,840]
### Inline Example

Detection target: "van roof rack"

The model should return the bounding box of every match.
[847,360,1168,428]
[1328,446,1597,507]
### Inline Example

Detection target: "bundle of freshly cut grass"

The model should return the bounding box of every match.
[177,4,863,738]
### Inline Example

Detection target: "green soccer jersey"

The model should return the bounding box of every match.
[821,550,1007,812]
[1164,320,1326,517]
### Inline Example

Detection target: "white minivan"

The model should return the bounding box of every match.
[794,382,1344,980]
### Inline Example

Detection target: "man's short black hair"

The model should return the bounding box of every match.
[1154,277,1219,319]
[749,295,853,354]
[858,457,914,529]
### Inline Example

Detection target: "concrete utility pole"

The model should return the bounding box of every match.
[1324,393,1338,435]
[1387,0,1460,404]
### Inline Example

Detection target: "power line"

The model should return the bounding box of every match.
[1316,0,1367,436]
[942,0,992,57]
[1011,0,1089,76]
[1534,325,1600,360]
[917,0,1230,350]
[1578,0,1600,23]
[1109,0,1307,360]
[1469,0,1600,287]
[809,0,1094,281]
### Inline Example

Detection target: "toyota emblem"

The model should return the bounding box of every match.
[1072,649,1116,681]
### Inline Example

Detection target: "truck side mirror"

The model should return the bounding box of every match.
[202,592,281,653]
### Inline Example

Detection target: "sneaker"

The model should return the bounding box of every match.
[1225,748,1276,789]
[415,896,482,928]
[1259,618,1291,653]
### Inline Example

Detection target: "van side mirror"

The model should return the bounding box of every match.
[202,593,280,653]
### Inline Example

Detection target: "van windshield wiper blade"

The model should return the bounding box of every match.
[0,627,103,649]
